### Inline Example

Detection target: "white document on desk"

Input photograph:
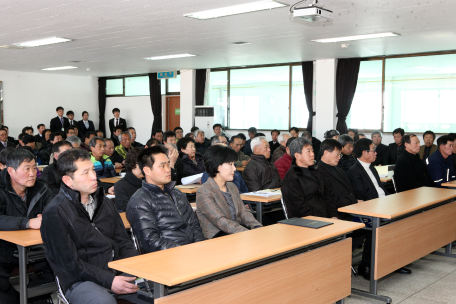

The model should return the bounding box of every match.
[181,173,203,185]
[243,191,280,197]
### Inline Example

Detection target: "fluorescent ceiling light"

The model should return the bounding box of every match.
[143,54,196,60]
[312,32,400,43]
[41,66,78,71]
[14,37,72,47]
[184,0,287,20]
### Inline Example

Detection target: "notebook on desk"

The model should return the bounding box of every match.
[278,218,333,229]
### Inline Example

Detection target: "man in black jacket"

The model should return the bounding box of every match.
[77,111,96,139]
[109,108,127,137]
[34,124,46,144]
[40,149,148,304]
[41,141,73,195]
[372,131,388,166]
[50,106,70,132]
[337,134,356,171]
[0,149,55,304]
[127,146,204,253]
[269,129,280,152]
[386,128,405,164]
[0,128,15,150]
[394,134,432,192]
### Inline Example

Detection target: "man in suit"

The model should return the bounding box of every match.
[269,129,280,152]
[418,130,437,161]
[372,131,388,166]
[77,111,95,139]
[108,108,127,137]
[386,128,404,164]
[0,128,15,150]
[50,106,70,132]
[348,138,411,279]
[66,111,77,126]
[34,124,46,144]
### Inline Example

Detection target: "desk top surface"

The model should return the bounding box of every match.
[441,180,456,188]
[240,193,281,203]
[108,216,364,286]
[237,166,245,172]
[99,176,122,184]
[175,184,201,194]
[338,187,456,219]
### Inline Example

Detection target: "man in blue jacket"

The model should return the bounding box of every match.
[426,135,455,187]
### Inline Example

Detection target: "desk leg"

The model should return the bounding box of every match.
[18,246,28,304]
[255,202,263,224]
[352,217,392,303]
[335,299,344,304]
[431,242,456,258]
[153,282,168,299]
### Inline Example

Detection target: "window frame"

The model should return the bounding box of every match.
[105,72,180,97]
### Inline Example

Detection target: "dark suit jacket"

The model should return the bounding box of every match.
[0,141,15,150]
[77,120,95,138]
[109,118,127,136]
[68,120,77,127]
[386,143,404,165]
[50,116,70,133]
[34,134,45,144]
[374,143,388,166]
[347,161,389,201]
[269,141,280,153]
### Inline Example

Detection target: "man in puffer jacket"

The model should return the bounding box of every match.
[127,146,204,253]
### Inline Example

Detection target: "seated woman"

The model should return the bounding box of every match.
[196,145,262,239]
[114,148,143,212]
[177,137,205,175]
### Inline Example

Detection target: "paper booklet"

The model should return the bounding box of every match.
[181,173,203,185]
[243,189,281,197]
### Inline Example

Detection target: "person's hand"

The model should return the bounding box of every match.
[29,215,42,229]
[114,163,122,169]
[111,276,139,295]
[108,187,115,195]
[242,160,249,167]
[357,200,364,204]
[168,149,179,168]
[377,164,382,167]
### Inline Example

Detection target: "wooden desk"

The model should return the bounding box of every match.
[338,187,456,303]
[115,168,122,174]
[100,176,122,184]
[240,191,282,224]
[379,171,393,183]
[175,184,201,194]
[37,165,47,172]
[442,180,456,188]
[236,166,245,172]
[109,217,364,303]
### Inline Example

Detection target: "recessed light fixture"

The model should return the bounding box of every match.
[231,42,251,45]
[184,0,287,20]
[143,54,196,60]
[312,32,400,43]
[14,37,73,48]
[41,66,78,71]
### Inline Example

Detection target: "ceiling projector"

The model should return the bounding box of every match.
[292,5,333,22]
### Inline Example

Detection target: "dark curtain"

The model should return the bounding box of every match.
[335,58,361,134]
[148,73,162,135]
[301,61,314,134]
[195,69,206,106]
[98,77,107,135]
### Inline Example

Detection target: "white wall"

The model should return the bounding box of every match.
[1,70,98,139]
[315,59,337,141]
[180,69,196,133]
[105,96,153,145]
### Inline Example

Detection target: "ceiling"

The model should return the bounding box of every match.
[1,0,456,77]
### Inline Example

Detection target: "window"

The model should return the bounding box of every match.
[125,76,149,96]
[208,71,228,127]
[291,65,309,128]
[167,75,181,93]
[106,74,179,97]
[106,78,123,95]
[384,54,456,133]
[346,60,383,130]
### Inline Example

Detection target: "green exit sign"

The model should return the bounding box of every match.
[175,108,180,115]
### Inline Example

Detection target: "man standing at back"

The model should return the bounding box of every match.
[78,111,96,139]
[109,108,127,137]
[50,106,70,132]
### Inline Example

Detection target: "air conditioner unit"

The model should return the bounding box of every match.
[194,106,215,138]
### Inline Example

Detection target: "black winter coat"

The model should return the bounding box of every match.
[114,171,142,212]
[41,162,61,195]
[386,143,404,165]
[347,161,389,201]
[394,150,431,192]
[243,154,282,192]
[0,169,53,263]
[181,153,205,175]
[126,181,204,253]
[374,143,388,166]
[282,164,338,218]
[40,185,137,294]
[337,154,357,172]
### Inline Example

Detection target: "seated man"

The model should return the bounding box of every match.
[96,130,104,138]
[243,127,257,156]
[211,123,229,143]
[269,129,280,152]
[282,137,337,218]
[145,138,160,148]
[271,132,291,163]
[426,135,455,188]
[372,131,388,166]
[354,133,366,143]
[275,137,296,180]
[348,128,358,139]
[127,146,205,252]
[177,137,205,175]
[80,131,97,152]
[395,134,431,192]
[105,138,125,168]
[152,129,163,143]
[386,128,404,164]
[243,136,282,192]
[289,126,299,137]
[211,135,227,146]
[174,127,184,141]
[0,128,15,150]
[65,126,76,138]
[419,130,437,161]
[41,140,73,195]
[0,149,54,303]
[163,131,177,145]
[194,129,209,155]
[301,131,321,157]
[40,149,147,304]
[115,131,132,159]
[229,135,250,167]
[66,135,81,149]
[337,134,356,171]
[114,148,143,212]
[128,127,144,148]
[90,137,116,179]
[111,126,122,147]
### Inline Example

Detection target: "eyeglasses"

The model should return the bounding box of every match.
[331,151,343,158]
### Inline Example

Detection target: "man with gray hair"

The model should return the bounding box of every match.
[115,131,132,159]
[271,132,291,163]
[337,134,356,171]
[210,135,227,146]
[194,129,210,155]
[66,135,81,149]
[89,137,116,178]
[372,131,388,166]
[282,137,337,219]
[243,136,281,191]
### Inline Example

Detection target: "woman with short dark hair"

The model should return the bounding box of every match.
[114,148,143,212]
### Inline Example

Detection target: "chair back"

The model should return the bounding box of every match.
[280,196,289,219]
[55,276,70,304]
[130,228,143,255]
[392,175,398,193]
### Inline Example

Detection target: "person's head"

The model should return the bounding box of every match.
[58,149,97,195]
[56,106,64,117]
[84,131,97,145]
[36,124,45,135]
[203,145,238,182]
[437,135,454,158]
[354,133,366,142]
[2,126,8,136]
[152,129,163,142]
[0,128,7,142]
[104,139,115,156]
[247,127,257,139]
[138,146,171,186]
[354,138,376,163]
[52,140,73,161]
[251,136,270,159]
[174,127,184,139]
[289,137,314,167]
[277,132,291,147]
[65,127,75,137]
[213,123,223,136]
[66,136,81,149]
[6,149,37,190]
[89,137,105,160]
[285,137,296,156]
[112,108,120,118]
[126,127,136,142]
[320,139,343,166]
[403,134,420,155]
[371,131,383,146]
[120,131,132,149]
[163,131,176,144]
[324,129,340,140]
[271,129,280,142]
[177,138,196,158]
[289,127,299,137]
[22,126,33,135]
[185,132,195,139]
[124,148,143,178]
[164,142,177,153]
[393,128,405,145]
[145,138,160,148]
[113,126,123,137]
[0,148,13,170]
[211,135,227,146]
[66,110,74,121]
[71,126,78,136]
[50,132,63,144]
[423,130,436,147]
[82,111,89,121]
[301,131,311,140]
[190,126,199,133]
[194,130,205,144]
[229,135,243,153]
[347,129,358,139]
[43,129,51,141]
[22,135,36,150]
[95,130,103,138]
[338,134,354,156]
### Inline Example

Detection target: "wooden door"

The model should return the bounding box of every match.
[166,96,180,131]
